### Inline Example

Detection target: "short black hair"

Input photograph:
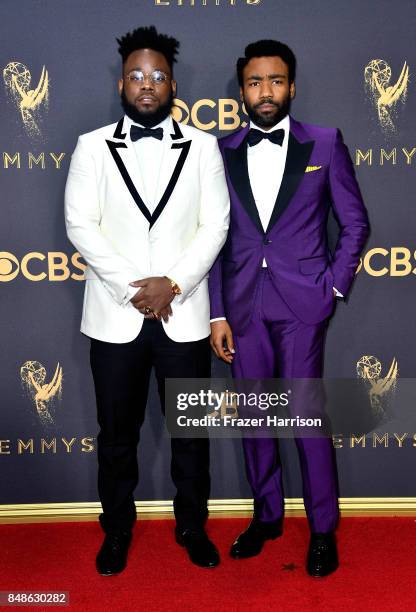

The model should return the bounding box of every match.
[237,39,296,86]
[117,25,180,70]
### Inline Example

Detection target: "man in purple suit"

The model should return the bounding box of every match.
[209,40,369,577]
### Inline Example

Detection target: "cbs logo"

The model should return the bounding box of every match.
[172,97,248,131]
[0,252,86,282]
[357,247,416,276]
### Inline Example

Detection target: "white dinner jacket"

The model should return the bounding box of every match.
[64,115,230,343]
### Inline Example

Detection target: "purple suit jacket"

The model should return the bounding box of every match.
[208,117,370,333]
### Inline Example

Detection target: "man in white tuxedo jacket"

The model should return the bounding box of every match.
[64,26,229,574]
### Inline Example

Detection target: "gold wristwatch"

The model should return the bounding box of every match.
[165,276,182,296]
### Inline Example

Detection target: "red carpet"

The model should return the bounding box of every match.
[0,517,415,611]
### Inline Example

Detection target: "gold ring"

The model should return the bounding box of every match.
[144,306,152,315]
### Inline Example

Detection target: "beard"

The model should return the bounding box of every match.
[244,93,291,129]
[120,87,174,128]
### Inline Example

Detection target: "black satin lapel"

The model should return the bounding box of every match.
[170,119,183,141]
[225,139,264,235]
[113,117,127,140]
[266,134,314,232]
[107,119,190,229]
[106,140,152,223]
[150,140,191,229]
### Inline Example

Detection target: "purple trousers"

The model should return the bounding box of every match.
[231,270,339,533]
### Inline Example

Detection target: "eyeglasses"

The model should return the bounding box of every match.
[124,69,170,85]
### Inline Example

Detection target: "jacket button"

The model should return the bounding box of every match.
[263,238,272,245]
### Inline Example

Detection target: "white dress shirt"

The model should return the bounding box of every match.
[124,115,172,303]
[125,114,171,213]
[247,115,290,267]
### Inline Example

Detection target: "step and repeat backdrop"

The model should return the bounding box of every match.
[1,0,416,507]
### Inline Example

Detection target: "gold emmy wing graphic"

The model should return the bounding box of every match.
[20,361,62,425]
[364,59,409,132]
[3,61,49,138]
[356,355,398,416]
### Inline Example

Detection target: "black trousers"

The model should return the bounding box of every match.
[90,319,211,534]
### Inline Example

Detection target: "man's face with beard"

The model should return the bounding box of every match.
[118,48,176,128]
[240,56,295,130]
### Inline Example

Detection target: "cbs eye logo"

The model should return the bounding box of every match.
[0,251,85,282]
[171,97,247,131]
[0,252,19,281]
[171,98,191,124]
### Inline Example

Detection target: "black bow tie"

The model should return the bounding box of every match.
[130,125,164,142]
[247,128,285,147]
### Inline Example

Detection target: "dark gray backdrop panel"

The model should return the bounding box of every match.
[1,0,415,505]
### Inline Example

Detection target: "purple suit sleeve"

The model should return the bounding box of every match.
[328,129,370,297]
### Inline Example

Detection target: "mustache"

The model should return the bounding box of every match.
[255,99,280,109]
[120,86,174,128]
[136,93,158,102]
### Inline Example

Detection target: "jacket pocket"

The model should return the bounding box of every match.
[298,255,328,275]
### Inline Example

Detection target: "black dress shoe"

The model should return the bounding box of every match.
[96,531,132,576]
[230,518,282,559]
[306,532,338,577]
[175,528,220,568]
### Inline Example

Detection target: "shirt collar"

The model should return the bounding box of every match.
[249,114,290,134]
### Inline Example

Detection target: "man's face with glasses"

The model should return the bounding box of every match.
[118,48,177,119]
